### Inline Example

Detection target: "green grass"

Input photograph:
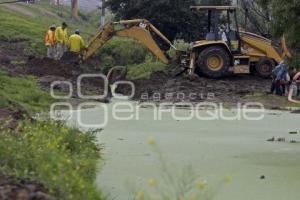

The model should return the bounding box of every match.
[0,1,100,55]
[127,61,168,80]
[0,120,104,200]
[0,7,46,54]
[0,70,53,113]
[98,37,148,70]
[242,92,300,109]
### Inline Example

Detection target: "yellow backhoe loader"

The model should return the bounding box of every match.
[81,6,291,79]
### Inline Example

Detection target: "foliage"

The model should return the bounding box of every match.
[98,37,148,70]
[237,0,271,37]
[289,54,300,70]
[127,61,168,80]
[257,0,300,67]
[0,70,53,113]
[107,0,231,42]
[168,39,190,58]
[258,0,299,38]
[200,0,232,5]
[0,120,103,200]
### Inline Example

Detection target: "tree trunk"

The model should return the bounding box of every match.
[100,0,106,27]
[71,0,78,19]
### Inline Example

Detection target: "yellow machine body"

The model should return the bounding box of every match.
[82,12,291,78]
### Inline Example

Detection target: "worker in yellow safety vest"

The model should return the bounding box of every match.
[68,29,86,54]
[55,22,68,60]
[44,24,56,59]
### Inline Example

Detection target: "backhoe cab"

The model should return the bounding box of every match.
[188,6,291,78]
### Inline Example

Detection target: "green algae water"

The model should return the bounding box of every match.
[63,101,300,200]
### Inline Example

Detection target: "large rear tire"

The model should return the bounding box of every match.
[196,46,230,78]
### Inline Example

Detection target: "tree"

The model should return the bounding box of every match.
[237,0,271,37]
[201,0,231,5]
[258,0,300,49]
[257,0,300,66]
[71,0,78,19]
[106,0,231,42]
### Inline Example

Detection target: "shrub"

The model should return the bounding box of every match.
[98,37,148,68]
[0,120,103,200]
[290,54,300,70]
[126,61,168,80]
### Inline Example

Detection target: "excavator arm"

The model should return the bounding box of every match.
[82,19,176,64]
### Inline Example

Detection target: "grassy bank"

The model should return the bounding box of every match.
[0,2,105,195]
[0,120,103,200]
[0,70,53,113]
[0,1,100,55]
[0,69,104,199]
[127,61,168,80]
[0,1,170,80]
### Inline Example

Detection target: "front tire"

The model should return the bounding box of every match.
[255,57,275,78]
[197,46,230,78]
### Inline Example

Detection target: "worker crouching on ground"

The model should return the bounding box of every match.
[55,22,68,60]
[270,61,290,96]
[44,24,56,59]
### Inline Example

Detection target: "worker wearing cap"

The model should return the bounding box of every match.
[44,24,56,59]
[55,22,68,59]
[68,29,86,53]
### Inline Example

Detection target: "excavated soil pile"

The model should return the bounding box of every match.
[0,174,55,200]
[0,48,276,106]
[0,108,27,129]
[26,58,79,79]
[120,72,271,104]
[26,57,107,97]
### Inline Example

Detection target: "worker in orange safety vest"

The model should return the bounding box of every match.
[44,24,57,59]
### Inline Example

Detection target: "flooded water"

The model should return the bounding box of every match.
[63,101,300,200]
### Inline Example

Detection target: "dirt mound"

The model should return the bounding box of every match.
[0,108,27,129]
[0,174,55,200]
[119,72,272,105]
[0,44,286,108]
[26,58,79,79]
[0,54,11,65]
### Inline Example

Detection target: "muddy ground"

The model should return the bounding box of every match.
[0,174,55,200]
[127,72,270,102]
[3,58,270,103]
[0,43,292,109]
[24,57,293,109]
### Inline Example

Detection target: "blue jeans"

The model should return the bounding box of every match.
[271,80,284,96]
